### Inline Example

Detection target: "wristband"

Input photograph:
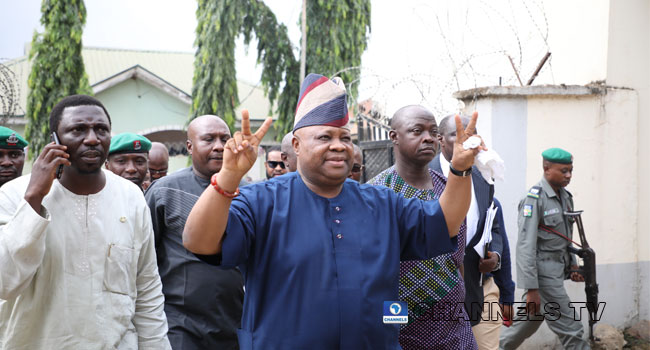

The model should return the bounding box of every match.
[449,164,472,177]
[210,173,240,198]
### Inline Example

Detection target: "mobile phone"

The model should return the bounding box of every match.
[52,132,64,179]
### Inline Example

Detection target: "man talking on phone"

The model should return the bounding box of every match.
[0,95,170,349]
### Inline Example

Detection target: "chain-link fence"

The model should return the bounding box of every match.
[359,140,394,183]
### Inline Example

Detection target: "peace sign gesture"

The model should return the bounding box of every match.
[222,110,273,179]
[450,111,487,171]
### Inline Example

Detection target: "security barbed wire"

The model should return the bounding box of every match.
[345,0,553,129]
[0,61,21,122]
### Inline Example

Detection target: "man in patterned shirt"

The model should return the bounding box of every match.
[182,74,486,349]
[371,105,477,349]
[431,115,505,350]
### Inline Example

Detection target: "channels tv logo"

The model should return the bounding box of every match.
[383,301,408,324]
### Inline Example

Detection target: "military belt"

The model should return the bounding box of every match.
[536,250,567,259]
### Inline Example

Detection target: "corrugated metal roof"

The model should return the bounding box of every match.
[3,46,275,119]
[83,47,195,92]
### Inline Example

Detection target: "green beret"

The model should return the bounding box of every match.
[542,147,573,164]
[0,126,28,149]
[109,133,151,155]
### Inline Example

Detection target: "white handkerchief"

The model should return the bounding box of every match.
[475,149,505,184]
[462,136,505,184]
[462,136,482,150]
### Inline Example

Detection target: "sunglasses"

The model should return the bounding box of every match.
[149,168,168,175]
[267,161,286,169]
[351,164,363,173]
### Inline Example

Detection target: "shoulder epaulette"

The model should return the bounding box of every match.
[527,186,542,199]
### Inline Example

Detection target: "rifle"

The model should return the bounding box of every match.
[565,210,599,341]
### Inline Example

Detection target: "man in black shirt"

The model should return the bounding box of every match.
[264,146,287,179]
[145,115,244,349]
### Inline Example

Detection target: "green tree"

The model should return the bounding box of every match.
[191,0,370,139]
[25,0,92,158]
[305,0,371,103]
[191,0,242,129]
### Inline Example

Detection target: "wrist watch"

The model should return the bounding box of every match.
[492,252,502,272]
[449,164,472,177]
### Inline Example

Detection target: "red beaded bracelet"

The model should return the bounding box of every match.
[210,173,240,198]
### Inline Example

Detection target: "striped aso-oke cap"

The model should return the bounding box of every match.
[292,73,349,132]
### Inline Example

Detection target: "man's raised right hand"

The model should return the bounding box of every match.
[24,143,70,213]
[221,110,272,180]
[183,110,272,255]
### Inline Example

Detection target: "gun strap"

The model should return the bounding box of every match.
[538,224,583,248]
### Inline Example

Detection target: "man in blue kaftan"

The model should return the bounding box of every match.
[184,74,486,350]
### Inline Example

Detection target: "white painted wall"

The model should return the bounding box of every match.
[605,0,650,321]
[459,87,639,347]
[527,92,639,267]
[461,97,528,246]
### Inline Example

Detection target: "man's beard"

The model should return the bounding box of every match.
[70,153,106,175]
[78,168,101,175]
[0,177,16,187]
[77,165,102,175]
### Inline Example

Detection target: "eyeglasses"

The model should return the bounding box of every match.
[351,164,363,173]
[267,161,286,169]
[149,168,168,175]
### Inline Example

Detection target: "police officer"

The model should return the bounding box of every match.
[500,148,590,349]
[0,126,27,187]
[105,133,152,190]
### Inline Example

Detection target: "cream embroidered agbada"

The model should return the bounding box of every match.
[0,170,170,349]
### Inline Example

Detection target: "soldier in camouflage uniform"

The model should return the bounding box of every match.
[500,148,590,350]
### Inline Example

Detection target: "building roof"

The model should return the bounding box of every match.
[3,46,274,119]
[93,64,191,104]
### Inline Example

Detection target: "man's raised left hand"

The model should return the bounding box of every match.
[450,111,487,171]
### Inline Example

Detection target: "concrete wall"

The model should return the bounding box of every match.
[461,87,640,347]
[606,0,650,320]
[461,97,528,246]
[527,90,640,329]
